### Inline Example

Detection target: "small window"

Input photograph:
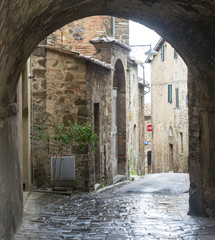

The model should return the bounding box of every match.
[180,132,183,154]
[174,49,178,59]
[168,126,173,137]
[175,88,179,108]
[168,85,172,103]
[161,45,165,61]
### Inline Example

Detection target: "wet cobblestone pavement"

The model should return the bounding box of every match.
[16,182,215,239]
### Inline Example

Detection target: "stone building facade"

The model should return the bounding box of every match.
[45,16,129,56]
[127,60,145,175]
[144,103,152,174]
[147,39,188,173]
[32,16,144,191]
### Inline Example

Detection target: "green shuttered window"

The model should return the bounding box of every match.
[161,45,165,61]
[175,88,179,108]
[168,84,172,103]
[174,49,178,59]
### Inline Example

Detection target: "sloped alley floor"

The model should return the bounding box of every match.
[15,173,215,240]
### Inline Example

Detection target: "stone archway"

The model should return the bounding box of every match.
[112,59,126,176]
[1,1,215,238]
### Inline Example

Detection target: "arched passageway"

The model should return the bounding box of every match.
[112,59,126,176]
[1,1,215,238]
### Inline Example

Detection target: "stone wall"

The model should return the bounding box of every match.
[32,46,114,191]
[45,16,129,56]
[151,41,188,173]
[115,18,129,45]
[32,46,88,191]
[86,62,113,185]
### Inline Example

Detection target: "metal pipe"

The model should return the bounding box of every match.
[112,16,115,38]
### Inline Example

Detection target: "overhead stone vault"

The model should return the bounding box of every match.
[1,0,215,238]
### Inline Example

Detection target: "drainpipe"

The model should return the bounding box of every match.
[112,17,115,39]
[28,55,34,184]
[141,63,145,84]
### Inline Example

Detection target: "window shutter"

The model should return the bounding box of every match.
[161,45,165,61]
[168,85,172,103]
[175,88,179,108]
[174,49,178,59]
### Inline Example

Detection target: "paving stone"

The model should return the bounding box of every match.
[15,188,215,239]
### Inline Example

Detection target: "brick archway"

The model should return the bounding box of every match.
[1,1,215,238]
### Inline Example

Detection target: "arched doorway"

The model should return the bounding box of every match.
[168,126,174,171]
[112,59,126,176]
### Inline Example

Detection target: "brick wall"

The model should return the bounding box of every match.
[45,16,129,57]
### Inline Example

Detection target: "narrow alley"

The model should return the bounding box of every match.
[15,173,215,240]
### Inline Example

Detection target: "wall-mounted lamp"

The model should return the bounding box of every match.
[129,44,158,60]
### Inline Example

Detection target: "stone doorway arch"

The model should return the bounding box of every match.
[1,1,215,238]
[112,59,126,176]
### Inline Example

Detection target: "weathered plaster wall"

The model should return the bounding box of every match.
[0,80,23,239]
[127,61,144,175]
[138,83,145,174]
[22,60,31,194]
[144,105,152,174]
[151,41,188,173]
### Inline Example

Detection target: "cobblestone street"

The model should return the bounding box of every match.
[15,174,215,240]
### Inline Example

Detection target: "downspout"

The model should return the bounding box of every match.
[112,17,115,39]
[29,55,34,184]
[141,63,145,85]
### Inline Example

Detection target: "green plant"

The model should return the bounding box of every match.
[37,122,98,190]
[68,122,98,153]
[130,168,136,175]
[129,148,136,175]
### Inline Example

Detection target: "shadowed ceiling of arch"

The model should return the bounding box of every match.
[1,0,215,103]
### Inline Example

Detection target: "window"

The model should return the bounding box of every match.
[161,45,165,61]
[168,126,173,137]
[174,49,178,59]
[180,132,183,154]
[168,85,172,103]
[175,88,179,108]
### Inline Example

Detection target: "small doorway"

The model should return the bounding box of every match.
[112,88,118,177]
[94,103,100,183]
[147,151,151,174]
[169,144,173,170]
[112,59,126,176]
